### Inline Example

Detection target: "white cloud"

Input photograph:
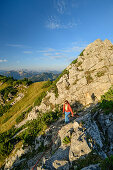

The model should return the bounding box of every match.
[24,51,32,54]
[7,44,24,48]
[36,42,87,60]
[51,55,66,59]
[55,0,66,14]
[37,48,56,53]
[46,16,77,30]
[72,41,88,47]
[0,59,7,63]
[46,16,60,29]
[63,46,85,53]
[54,0,79,15]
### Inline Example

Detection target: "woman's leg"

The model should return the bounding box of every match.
[65,112,70,123]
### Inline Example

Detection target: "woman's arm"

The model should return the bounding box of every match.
[63,104,65,113]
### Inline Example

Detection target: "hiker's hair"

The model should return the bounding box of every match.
[65,100,69,104]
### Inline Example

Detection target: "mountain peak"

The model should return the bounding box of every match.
[104,39,113,46]
[37,39,113,112]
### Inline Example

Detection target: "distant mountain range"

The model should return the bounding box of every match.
[0,70,61,82]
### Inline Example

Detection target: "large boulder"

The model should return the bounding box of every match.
[69,130,91,162]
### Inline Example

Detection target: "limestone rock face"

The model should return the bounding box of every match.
[5,147,30,169]
[37,39,113,112]
[52,160,69,170]
[69,130,91,162]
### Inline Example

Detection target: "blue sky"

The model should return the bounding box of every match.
[0,0,113,71]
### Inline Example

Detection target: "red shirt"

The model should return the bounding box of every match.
[63,103,73,116]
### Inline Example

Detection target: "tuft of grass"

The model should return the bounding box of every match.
[77,61,82,67]
[85,71,93,84]
[71,58,78,65]
[73,79,79,85]
[96,71,105,77]
[79,49,85,56]
[63,136,71,144]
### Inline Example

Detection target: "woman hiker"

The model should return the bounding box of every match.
[63,100,74,123]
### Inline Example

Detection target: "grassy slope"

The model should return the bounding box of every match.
[0,82,9,91]
[0,81,47,133]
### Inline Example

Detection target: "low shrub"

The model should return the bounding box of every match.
[0,86,18,100]
[22,109,62,145]
[100,86,113,114]
[50,84,58,98]
[0,75,14,85]
[100,100,113,114]
[42,80,53,88]
[0,104,12,117]
[13,78,32,86]
[79,49,85,56]
[100,155,113,170]
[0,126,22,157]
[71,151,102,170]
[85,71,93,84]
[34,91,47,106]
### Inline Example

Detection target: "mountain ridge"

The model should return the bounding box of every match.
[0,70,60,82]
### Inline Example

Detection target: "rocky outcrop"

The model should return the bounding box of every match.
[5,145,30,169]
[11,93,24,105]
[42,109,112,170]
[37,39,113,112]
[4,105,113,170]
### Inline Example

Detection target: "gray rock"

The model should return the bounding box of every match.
[69,129,91,162]
[45,146,70,169]
[86,121,103,148]
[44,135,52,147]
[81,163,100,170]
[108,124,113,142]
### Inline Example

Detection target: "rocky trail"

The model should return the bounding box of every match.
[4,103,113,170]
[30,115,79,169]
[31,105,113,170]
